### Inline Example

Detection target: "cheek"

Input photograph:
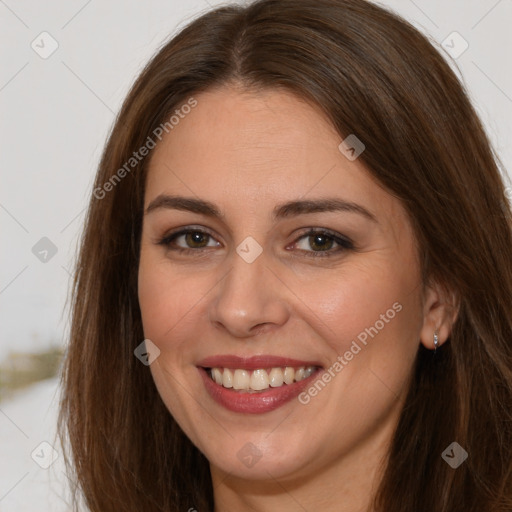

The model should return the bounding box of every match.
[137,251,219,356]
[293,257,421,375]
[138,262,172,341]
[298,262,405,335]
[137,253,194,342]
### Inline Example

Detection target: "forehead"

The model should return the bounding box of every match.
[145,86,404,225]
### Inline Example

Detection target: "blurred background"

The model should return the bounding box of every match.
[1,0,511,509]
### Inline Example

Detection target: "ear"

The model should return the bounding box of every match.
[419,279,459,350]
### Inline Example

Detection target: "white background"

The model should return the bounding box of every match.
[0,0,511,509]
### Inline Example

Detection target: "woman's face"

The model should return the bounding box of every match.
[138,86,432,485]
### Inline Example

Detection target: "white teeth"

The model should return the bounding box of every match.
[208,365,317,392]
[233,369,250,390]
[283,367,295,385]
[212,368,223,385]
[250,369,270,390]
[268,368,284,387]
[303,367,314,379]
[222,368,233,388]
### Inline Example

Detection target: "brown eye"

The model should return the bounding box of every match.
[159,228,221,251]
[184,231,210,248]
[293,229,354,257]
[308,233,334,251]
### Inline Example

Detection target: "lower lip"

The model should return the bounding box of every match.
[198,367,322,414]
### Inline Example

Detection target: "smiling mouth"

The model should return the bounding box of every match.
[204,365,320,393]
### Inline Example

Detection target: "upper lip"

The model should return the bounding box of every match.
[197,355,323,370]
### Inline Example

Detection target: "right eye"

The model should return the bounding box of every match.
[158,228,222,253]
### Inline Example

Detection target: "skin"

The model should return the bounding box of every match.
[138,85,457,512]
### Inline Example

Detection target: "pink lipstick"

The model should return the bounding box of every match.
[197,355,323,414]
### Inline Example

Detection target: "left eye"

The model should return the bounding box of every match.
[292,230,353,255]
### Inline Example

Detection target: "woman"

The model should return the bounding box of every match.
[57,0,512,510]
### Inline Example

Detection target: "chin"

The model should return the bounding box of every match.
[203,429,319,482]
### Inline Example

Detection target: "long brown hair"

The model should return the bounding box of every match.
[57,0,512,510]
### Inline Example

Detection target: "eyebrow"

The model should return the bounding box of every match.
[145,195,377,223]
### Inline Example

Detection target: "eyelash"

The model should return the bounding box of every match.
[157,227,354,258]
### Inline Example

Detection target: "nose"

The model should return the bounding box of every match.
[208,249,290,338]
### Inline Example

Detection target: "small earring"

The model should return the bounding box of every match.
[433,331,439,353]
